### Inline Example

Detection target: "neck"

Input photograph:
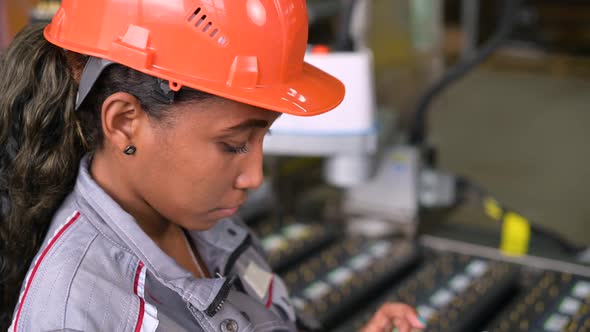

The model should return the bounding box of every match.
[89,151,207,278]
[89,150,173,244]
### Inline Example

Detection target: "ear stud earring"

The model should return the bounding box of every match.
[123,145,137,155]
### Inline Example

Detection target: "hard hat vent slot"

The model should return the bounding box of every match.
[187,7,228,46]
[188,7,202,22]
[196,15,207,27]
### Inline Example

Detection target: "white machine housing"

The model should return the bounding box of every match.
[344,146,420,237]
[263,49,377,187]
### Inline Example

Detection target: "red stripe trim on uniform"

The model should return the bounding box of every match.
[134,261,145,332]
[265,275,275,308]
[12,211,81,332]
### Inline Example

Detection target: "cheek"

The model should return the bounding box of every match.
[136,134,238,219]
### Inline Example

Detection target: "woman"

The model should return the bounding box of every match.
[0,1,425,331]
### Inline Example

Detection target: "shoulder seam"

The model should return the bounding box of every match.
[85,216,135,255]
[72,196,135,256]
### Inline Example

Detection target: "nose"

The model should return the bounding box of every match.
[234,145,264,191]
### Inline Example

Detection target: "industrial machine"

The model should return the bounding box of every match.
[249,218,590,332]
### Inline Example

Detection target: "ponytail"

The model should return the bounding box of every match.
[0,24,85,323]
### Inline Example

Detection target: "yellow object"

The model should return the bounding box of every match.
[484,197,503,221]
[500,212,531,256]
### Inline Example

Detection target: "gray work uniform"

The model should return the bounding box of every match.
[9,156,298,332]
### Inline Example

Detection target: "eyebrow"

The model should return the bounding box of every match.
[222,119,270,132]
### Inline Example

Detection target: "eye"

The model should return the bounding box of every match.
[221,142,249,155]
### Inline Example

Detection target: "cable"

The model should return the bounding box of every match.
[455,175,587,257]
[409,0,521,146]
[333,0,357,51]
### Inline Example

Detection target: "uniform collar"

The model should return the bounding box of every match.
[73,154,247,312]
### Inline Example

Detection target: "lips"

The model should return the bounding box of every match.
[216,203,244,212]
[219,197,247,211]
[212,207,239,218]
[217,205,241,211]
[212,199,246,217]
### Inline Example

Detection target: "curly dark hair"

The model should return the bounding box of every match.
[0,23,212,328]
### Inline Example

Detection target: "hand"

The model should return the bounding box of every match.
[361,303,426,332]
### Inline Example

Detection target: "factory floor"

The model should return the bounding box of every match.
[428,67,590,247]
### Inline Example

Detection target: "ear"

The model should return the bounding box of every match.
[100,92,147,152]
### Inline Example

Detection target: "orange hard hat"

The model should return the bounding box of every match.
[44,0,344,116]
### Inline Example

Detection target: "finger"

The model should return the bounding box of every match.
[379,303,415,319]
[380,303,426,330]
[406,310,426,329]
[362,308,393,332]
[371,310,393,332]
[361,319,392,332]
[392,316,412,332]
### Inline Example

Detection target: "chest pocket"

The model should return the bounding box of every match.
[230,246,297,328]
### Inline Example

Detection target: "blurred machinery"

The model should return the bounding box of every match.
[335,249,520,332]
[249,218,590,332]
[285,237,418,329]
[254,1,590,331]
[252,218,339,272]
[29,0,59,23]
[486,270,590,332]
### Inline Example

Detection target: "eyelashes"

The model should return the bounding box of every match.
[219,129,271,155]
[221,142,249,155]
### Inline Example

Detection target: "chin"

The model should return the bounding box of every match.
[182,223,216,232]
[180,208,237,231]
[179,215,222,232]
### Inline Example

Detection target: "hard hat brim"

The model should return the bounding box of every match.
[241,62,346,116]
[176,62,346,117]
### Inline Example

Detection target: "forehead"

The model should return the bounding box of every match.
[170,98,280,130]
